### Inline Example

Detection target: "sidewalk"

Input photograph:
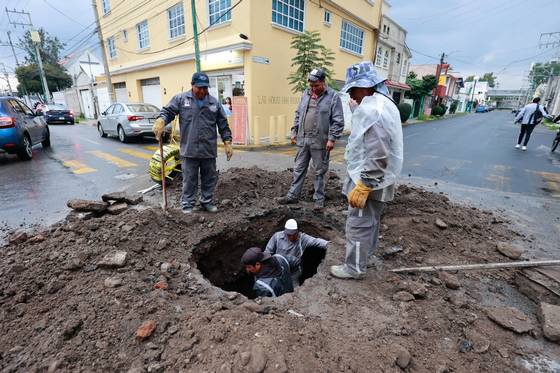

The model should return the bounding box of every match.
[407,112,469,125]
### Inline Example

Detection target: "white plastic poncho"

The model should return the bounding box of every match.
[345,93,403,190]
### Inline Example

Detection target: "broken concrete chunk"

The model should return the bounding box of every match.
[439,271,461,290]
[539,302,560,343]
[435,218,448,229]
[496,242,523,260]
[104,276,123,288]
[398,281,428,299]
[8,230,28,245]
[98,251,128,268]
[67,199,109,213]
[107,202,128,215]
[486,306,533,334]
[101,192,142,204]
[392,291,415,302]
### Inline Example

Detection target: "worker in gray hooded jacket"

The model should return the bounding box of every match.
[265,219,329,286]
[153,72,233,214]
[278,68,344,210]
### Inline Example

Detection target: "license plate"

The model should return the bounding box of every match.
[59,117,65,120]
[148,118,155,123]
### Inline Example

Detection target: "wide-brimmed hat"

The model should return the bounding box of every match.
[341,61,389,95]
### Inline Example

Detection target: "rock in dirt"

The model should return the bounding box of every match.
[486,306,533,334]
[458,339,473,353]
[8,230,28,245]
[435,218,448,229]
[496,242,523,260]
[538,302,560,343]
[393,291,415,302]
[136,320,157,341]
[62,319,83,340]
[28,234,45,244]
[98,251,128,268]
[464,329,490,353]
[64,257,83,271]
[439,272,461,290]
[398,281,428,299]
[250,345,268,373]
[102,192,143,205]
[67,199,109,213]
[104,276,123,288]
[107,202,128,215]
[393,345,411,369]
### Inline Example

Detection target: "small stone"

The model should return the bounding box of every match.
[28,234,46,243]
[153,281,168,290]
[47,360,62,373]
[227,293,238,301]
[67,199,108,213]
[240,351,251,366]
[382,245,403,257]
[198,216,206,224]
[136,320,157,341]
[47,280,65,294]
[430,277,442,286]
[62,319,83,340]
[393,345,411,369]
[104,276,123,288]
[157,239,168,251]
[64,257,83,271]
[98,251,128,268]
[539,302,560,343]
[101,191,127,203]
[125,195,143,205]
[496,242,523,260]
[219,362,232,373]
[458,339,473,353]
[220,199,232,206]
[8,230,28,245]
[208,222,215,228]
[486,306,533,334]
[107,202,128,215]
[435,218,448,229]
[250,345,267,373]
[439,272,461,290]
[167,325,179,335]
[392,291,415,302]
[146,342,159,350]
[147,363,164,373]
[398,281,427,299]
[464,329,490,353]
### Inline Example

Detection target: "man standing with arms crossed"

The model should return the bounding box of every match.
[278,68,344,210]
[153,72,233,214]
[330,61,403,280]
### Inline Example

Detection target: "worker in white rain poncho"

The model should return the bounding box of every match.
[330,61,403,280]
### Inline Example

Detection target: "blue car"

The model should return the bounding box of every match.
[475,105,488,113]
[0,97,50,160]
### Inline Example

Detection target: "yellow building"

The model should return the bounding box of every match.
[96,0,382,144]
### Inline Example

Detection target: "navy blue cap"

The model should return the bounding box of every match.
[308,68,326,82]
[191,72,210,87]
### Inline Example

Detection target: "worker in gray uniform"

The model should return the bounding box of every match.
[278,68,345,210]
[265,219,329,286]
[330,61,403,280]
[153,72,233,214]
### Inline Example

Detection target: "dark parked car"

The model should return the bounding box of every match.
[0,97,50,160]
[38,104,75,124]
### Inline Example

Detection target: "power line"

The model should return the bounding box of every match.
[41,0,88,27]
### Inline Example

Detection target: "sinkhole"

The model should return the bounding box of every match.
[193,212,336,299]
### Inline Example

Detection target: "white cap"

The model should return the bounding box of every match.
[284,219,298,233]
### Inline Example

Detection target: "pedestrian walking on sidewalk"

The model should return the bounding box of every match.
[514,97,552,151]
[152,72,233,214]
[277,68,344,211]
[330,61,403,280]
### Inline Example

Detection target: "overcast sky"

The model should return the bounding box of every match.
[0,0,559,91]
[388,0,560,89]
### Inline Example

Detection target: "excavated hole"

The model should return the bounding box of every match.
[193,212,337,299]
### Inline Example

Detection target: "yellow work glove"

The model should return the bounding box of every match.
[152,118,166,141]
[348,180,373,209]
[224,141,233,161]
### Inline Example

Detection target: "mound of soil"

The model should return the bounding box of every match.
[1,168,557,373]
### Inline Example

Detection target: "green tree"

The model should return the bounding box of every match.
[288,30,335,93]
[405,73,437,101]
[465,75,475,82]
[480,72,496,88]
[529,62,560,87]
[16,28,72,95]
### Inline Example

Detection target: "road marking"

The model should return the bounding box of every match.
[88,150,138,168]
[143,145,158,151]
[82,138,101,145]
[525,170,560,198]
[118,148,152,160]
[62,160,96,174]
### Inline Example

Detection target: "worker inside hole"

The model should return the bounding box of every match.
[264,219,329,287]
[241,247,300,298]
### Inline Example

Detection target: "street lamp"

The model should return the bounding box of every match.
[469,76,479,112]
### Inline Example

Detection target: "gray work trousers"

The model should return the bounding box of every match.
[181,157,218,208]
[287,137,329,202]
[344,198,385,275]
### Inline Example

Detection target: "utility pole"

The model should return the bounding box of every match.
[6,31,19,66]
[0,63,13,95]
[92,0,115,105]
[5,8,50,102]
[191,0,201,72]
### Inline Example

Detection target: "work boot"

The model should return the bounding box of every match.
[330,265,365,280]
[182,207,194,214]
[202,204,218,213]
[313,200,324,211]
[276,196,298,205]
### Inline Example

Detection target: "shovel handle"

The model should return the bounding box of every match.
[159,139,167,211]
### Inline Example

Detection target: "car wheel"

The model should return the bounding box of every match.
[17,134,33,161]
[117,125,129,143]
[98,123,107,138]
[41,128,51,148]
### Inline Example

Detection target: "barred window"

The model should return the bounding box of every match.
[272,0,304,33]
[383,50,389,68]
[376,47,383,67]
[107,37,116,59]
[168,3,185,39]
[340,20,364,55]
[209,0,231,25]
[102,0,110,14]
[136,20,150,49]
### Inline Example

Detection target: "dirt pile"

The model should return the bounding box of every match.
[1,168,559,372]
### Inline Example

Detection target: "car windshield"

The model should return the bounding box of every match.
[48,105,67,110]
[126,104,159,112]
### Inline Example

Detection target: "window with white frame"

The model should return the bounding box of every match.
[136,20,149,49]
[383,50,389,68]
[401,59,408,76]
[107,37,116,58]
[375,47,383,67]
[102,0,110,14]
[324,10,331,25]
[122,29,128,42]
[209,0,232,26]
[272,0,304,33]
[340,20,364,55]
[168,3,185,38]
